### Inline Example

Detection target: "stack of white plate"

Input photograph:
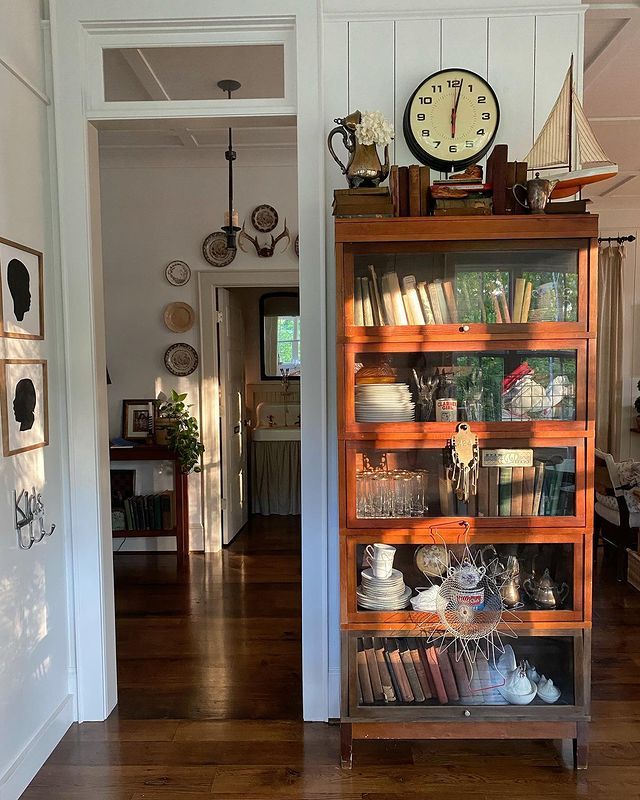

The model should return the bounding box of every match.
[356,567,412,610]
[355,383,415,422]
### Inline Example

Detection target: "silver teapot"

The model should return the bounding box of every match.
[523,568,569,610]
[513,173,559,213]
[500,555,522,609]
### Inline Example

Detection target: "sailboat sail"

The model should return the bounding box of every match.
[573,90,611,167]
[523,66,571,169]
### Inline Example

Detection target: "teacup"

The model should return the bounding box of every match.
[364,543,396,579]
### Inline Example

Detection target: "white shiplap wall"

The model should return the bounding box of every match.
[323,5,583,718]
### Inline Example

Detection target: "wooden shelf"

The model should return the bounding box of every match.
[112,528,178,538]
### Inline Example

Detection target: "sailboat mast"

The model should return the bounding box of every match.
[568,54,574,171]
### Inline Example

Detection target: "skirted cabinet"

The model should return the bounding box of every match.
[336,214,597,768]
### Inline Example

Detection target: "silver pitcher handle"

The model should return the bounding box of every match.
[327,125,351,175]
[512,183,529,208]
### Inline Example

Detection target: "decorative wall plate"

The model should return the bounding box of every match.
[164,343,198,376]
[163,302,195,333]
[415,544,448,578]
[294,234,299,257]
[165,260,191,286]
[202,231,236,267]
[251,204,278,233]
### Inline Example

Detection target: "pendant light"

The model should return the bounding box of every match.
[217,79,241,251]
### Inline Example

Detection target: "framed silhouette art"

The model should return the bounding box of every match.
[0,359,49,456]
[0,237,44,340]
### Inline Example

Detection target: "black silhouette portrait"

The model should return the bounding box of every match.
[7,258,31,322]
[13,378,36,431]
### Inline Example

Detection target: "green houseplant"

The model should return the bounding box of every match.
[155,390,205,473]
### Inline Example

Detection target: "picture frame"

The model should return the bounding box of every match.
[0,237,44,340]
[0,359,49,456]
[122,399,155,441]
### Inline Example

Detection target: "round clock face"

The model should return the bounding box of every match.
[403,69,500,172]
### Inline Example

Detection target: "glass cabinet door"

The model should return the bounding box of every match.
[346,341,586,429]
[345,241,587,333]
[345,438,587,527]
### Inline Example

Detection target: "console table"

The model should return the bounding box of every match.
[109,445,189,562]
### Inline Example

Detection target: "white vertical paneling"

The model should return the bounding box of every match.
[441,17,488,76]
[394,19,441,167]
[533,14,580,143]
[323,19,348,719]
[488,15,535,161]
[349,20,395,160]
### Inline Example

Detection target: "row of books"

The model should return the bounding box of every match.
[357,637,507,706]
[113,492,175,532]
[438,464,575,518]
[389,165,431,217]
[354,267,460,326]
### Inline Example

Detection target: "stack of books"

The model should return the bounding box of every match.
[117,491,175,532]
[431,176,493,216]
[485,144,528,215]
[332,187,393,218]
[357,637,506,706]
[389,165,431,216]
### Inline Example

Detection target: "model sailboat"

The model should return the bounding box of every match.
[523,58,618,199]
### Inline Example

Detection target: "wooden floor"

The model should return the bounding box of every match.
[22,520,640,799]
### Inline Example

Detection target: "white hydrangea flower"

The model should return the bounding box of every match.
[355,110,395,146]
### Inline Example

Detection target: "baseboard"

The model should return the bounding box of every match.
[112,523,205,553]
[0,694,74,800]
[328,667,341,719]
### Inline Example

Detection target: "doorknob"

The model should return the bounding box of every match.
[233,425,241,434]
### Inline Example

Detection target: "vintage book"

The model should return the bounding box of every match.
[153,495,162,529]
[545,198,589,214]
[386,638,414,702]
[363,637,384,701]
[380,272,397,325]
[492,293,503,323]
[522,466,536,516]
[511,467,524,516]
[498,289,511,323]
[486,143,508,214]
[353,275,364,326]
[434,280,451,324]
[357,641,374,704]
[424,645,448,704]
[398,166,410,217]
[409,165,421,216]
[374,638,396,702]
[419,165,431,215]
[123,498,134,530]
[400,639,425,702]
[360,278,374,326]
[417,281,436,324]
[385,271,409,325]
[488,466,500,517]
[477,466,490,517]
[368,278,382,326]
[442,280,458,323]
[417,643,437,697]
[160,491,174,530]
[549,466,564,516]
[499,467,513,516]
[449,650,472,699]
[368,265,387,325]
[402,275,426,325]
[512,277,525,323]
[437,649,459,701]
[389,164,400,216]
[532,462,546,515]
[401,291,416,325]
[521,281,533,323]
[408,641,432,700]
[433,206,492,217]
[384,649,402,702]
[427,282,445,324]
[146,495,155,529]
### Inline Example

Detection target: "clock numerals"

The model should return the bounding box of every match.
[481,112,491,120]
[419,96,432,105]
[421,130,430,137]
[477,96,486,104]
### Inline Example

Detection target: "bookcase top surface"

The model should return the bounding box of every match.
[334,214,599,243]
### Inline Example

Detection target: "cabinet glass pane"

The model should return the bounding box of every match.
[355,635,574,707]
[355,349,577,422]
[355,446,576,519]
[354,248,578,326]
[355,542,574,612]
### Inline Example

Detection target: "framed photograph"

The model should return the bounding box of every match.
[0,359,49,456]
[122,399,154,441]
[0,237,44,339]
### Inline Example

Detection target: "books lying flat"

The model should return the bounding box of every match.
[333,187,393,217]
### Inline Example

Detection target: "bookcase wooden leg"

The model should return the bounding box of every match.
[574,722,589,769]
[340,723,353,769]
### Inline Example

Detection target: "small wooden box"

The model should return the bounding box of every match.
[627,548,640,591]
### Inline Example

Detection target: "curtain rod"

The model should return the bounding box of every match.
[597,235,636,244]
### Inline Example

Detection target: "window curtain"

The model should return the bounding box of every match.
[596,242,624,457]
[264,315,279,375]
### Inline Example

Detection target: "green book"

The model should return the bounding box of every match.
[123,498,134,531]
[499,467,512,516]
[549,467,564,516]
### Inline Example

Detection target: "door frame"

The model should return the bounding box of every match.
[199,270,299,553]
[50,2,328,722]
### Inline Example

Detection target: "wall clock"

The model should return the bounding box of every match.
[403,69,500,173]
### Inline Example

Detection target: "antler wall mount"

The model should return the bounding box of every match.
[239,214,290,258]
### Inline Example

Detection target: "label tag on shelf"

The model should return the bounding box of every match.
[481,448,534,468]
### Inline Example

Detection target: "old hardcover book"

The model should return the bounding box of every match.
[416,643,437,698]
[353,276,364,326]
[402,275,426,325]
[417,281,436,324]
[357,641,374,704]
[511,467,524,516]
[363,637,384,701]
[449,650,472,699]
[408,640,432,700]
[409,165,421,216]
[477,466,490,517]
[492,293,503,323]
[488,467,500,516]
[380,273,397,325]
[498,289,511,323]
[442,280,458,323]
[360,278,374,326]
[398,166,410,217]
[400,639,425,702]
[368,264,387,325]
[533,461,546,515]
[512,277,526,323]
[427,282,445,324]
[384,649,402,701]
[522,466,536,516]
[374,638,396,702]
[521,281,533,323]
[386,271,409,325]
[386,638,414,702]
[424,645,448,704]
[419,165,431,215]
[487,143,508,214]
[389,164,400,216]
[437,649,459,701]
[434,280,451,324]
[499,467,513,516]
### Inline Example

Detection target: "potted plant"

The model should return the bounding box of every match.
[155,390,204,473]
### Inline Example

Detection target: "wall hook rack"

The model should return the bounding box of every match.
[13,487,56,550]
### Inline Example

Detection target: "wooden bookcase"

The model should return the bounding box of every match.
[336,214,598,768]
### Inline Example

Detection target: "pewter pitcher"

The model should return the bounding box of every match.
[327,110,390,188]
[513,173,559,213]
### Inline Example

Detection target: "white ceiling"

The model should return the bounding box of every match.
[583,3,640,208]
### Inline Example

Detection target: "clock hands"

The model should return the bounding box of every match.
[451,78,464,138]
